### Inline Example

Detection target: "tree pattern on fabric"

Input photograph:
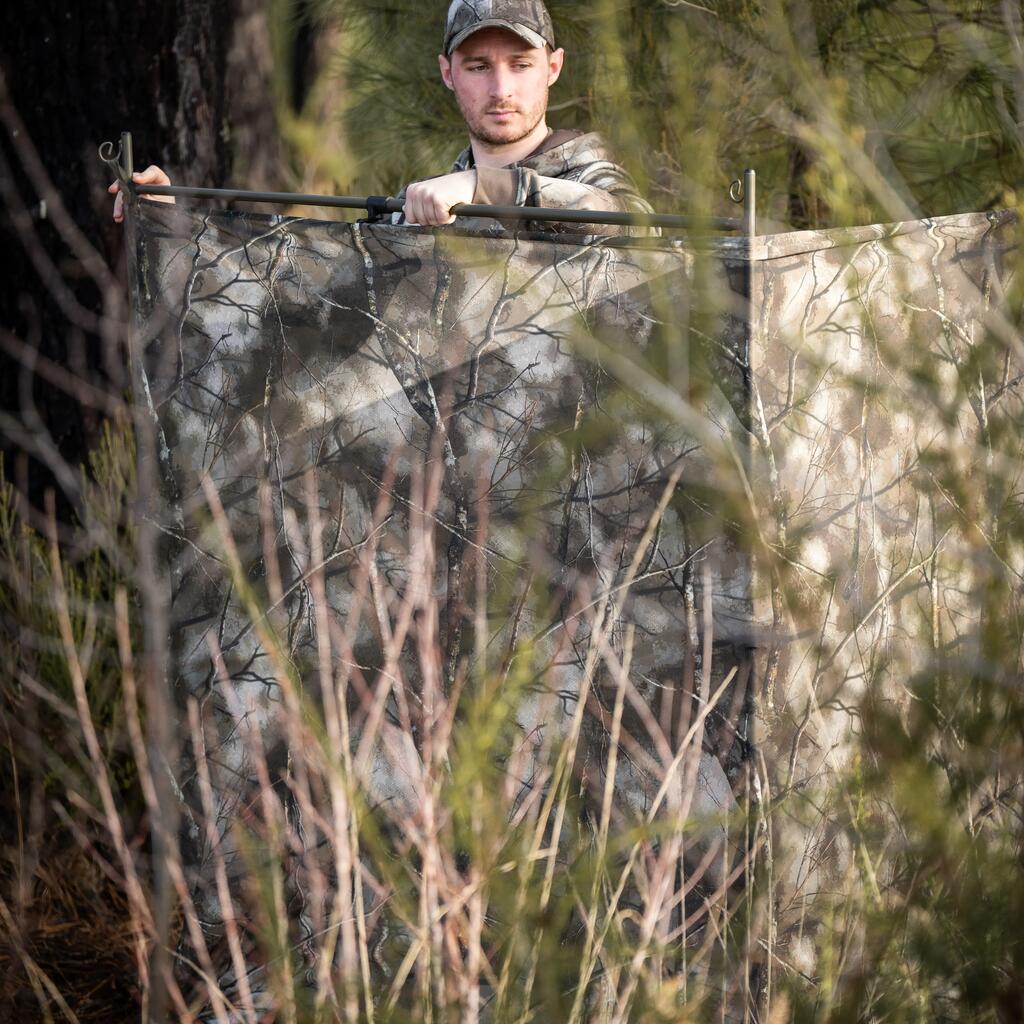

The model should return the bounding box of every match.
[124,196,1017,1010]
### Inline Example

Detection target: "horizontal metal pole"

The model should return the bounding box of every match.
[136,184,380,211]
[134,183,742,232]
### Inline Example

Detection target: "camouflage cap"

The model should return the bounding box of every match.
[443,0,555,56]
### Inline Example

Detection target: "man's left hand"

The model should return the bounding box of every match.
[403,170,477,226]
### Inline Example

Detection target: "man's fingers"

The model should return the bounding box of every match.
[417,201,438,226]
[410,185,438,226]
[405,187,454,226]
[438,200,457,226]
[412,189,426,223]
[404,185,423,226]
[131,165,176,205]
[436,199,455,225]
[401,171,473,227]
[133,165,171,186]
[110,163,175,222]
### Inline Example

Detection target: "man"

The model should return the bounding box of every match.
[399,0,653,233]
[112,0,652,234]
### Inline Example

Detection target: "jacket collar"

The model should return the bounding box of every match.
[452,128,585,172]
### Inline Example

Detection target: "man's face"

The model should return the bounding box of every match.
[439,28,564,146]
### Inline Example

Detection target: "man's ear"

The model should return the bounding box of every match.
[439,54,455,91]
[547,47,565,87]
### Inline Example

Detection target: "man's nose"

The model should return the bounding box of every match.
[488,68,514,99]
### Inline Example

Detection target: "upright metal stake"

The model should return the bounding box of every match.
[737,163,767,1019]
[740,169,758,361]
[113,123,174,1024]
[743,168,756,238]
[120,131,134,182]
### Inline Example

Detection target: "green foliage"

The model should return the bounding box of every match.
[321,0,1023,225]
[6,4,1024,1018]
[0,422,138,797]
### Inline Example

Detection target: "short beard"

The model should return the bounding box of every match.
[458,92,547,148]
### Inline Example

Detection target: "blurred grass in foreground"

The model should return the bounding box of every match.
[2,1,1024,1021]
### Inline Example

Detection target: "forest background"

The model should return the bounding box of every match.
[1,1,1023,1021]
[4,0,1023,501]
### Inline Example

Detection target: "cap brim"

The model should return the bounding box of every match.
[446,20,549,55]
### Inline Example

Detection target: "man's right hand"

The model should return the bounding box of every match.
[403,170,477,226]
[108,165,175,223]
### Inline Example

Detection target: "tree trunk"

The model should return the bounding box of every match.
[0,4,283,1012]
[0,0,283,511]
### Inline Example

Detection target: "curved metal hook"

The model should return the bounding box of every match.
[98,139,126,185]
[729,178,744,204]
[98,133,134,185]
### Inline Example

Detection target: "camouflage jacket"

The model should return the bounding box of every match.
[394,128,655,236]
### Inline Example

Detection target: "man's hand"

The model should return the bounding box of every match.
[107,165,175,223]
[403,170,477,226]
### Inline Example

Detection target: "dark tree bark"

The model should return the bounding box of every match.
[0,0,283,513]
[226,0,287,193]
[0,7,286,1016]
